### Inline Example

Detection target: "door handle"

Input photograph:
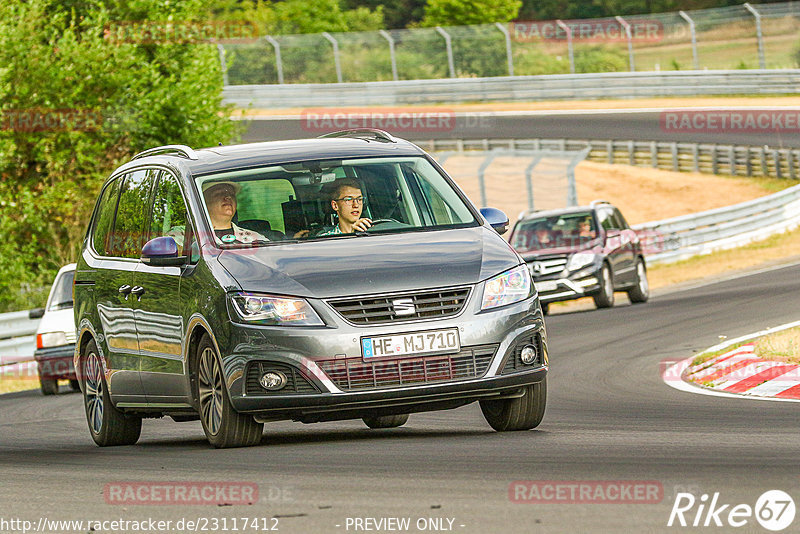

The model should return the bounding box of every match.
[130,286,146,301]
[118,284,132,300]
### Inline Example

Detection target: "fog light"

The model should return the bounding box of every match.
[520,345,538,365]
[260,371,287,391]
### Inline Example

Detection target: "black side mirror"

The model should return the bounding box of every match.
[29,308,45,319]
[480,207,509,235]
[141,236,187,267]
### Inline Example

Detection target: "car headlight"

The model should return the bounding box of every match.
[228,293,324,326]
[567,252,596,271]
[481,265,532,311]
[37,332,68,349]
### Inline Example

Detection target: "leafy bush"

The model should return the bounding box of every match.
[574,45,628,73]
[0,0,240,312]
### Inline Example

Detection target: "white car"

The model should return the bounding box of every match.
[30,263,78,395]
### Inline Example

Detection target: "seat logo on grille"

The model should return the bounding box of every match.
[392,298,416,316]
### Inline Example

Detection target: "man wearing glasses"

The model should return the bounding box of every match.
[320,179,373,235]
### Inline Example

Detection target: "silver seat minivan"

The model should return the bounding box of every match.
[74,129,548,448]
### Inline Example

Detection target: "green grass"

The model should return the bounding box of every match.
[690,340,754,368]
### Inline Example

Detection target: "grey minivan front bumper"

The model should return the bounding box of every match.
[224,293,547,422]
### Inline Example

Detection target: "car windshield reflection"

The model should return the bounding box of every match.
[194,156,478,247]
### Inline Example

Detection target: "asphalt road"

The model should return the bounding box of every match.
[1,262,800,533]
[241,109,800,148]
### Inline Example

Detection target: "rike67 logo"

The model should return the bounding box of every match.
[668,490,795,531]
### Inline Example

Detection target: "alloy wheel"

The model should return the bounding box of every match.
[85,351,104,434]
[198,347,224,436]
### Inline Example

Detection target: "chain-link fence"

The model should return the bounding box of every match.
[427,149,589,222]
[222,2,800,85]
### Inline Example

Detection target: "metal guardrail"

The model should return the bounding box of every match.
[0,310,39,365]
[418,138,800,179]
[633,182,800,264]
[222,69,800,108]
[421,139,800,264]
[435,148,589,209]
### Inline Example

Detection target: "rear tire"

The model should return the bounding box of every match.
[593,264,615,309]
[82,340,141,446]
[480,379,547,431]
[627,258,649,304]
[362,414,409,429]
[540,302,549,316]
[39,376,58,395]
[195,334,263,448]
[69,379,81,392]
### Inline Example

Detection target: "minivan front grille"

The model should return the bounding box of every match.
[327,287,471,325]
[317,343,498,391]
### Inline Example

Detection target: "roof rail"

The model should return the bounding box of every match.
[132,145,199,161]
[318,129,396,143]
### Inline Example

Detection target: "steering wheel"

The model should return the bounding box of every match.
[369,218,401,226]
[365,218,407,232]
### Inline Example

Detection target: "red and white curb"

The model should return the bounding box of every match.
[664,320,800,402]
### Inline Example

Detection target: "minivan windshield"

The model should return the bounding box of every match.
[512,211,598,252]
[194,156,477,245]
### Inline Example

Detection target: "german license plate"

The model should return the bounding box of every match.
[362,328,460,360]
[536,280,559,292]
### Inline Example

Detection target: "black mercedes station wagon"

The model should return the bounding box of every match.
[74,129,548,448]
[508,201,649,314]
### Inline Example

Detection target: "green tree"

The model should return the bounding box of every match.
[0,0,240,311]
[420,0,522,27]
[343,0,427,29]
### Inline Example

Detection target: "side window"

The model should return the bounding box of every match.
[235,178,297,236]
[613,208,629,229]
[598,208,616,231]
[110,169,156,258]
[150,172,191,256]
[91,177,122,256]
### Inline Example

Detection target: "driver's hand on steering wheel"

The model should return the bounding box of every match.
[352,218,373,232]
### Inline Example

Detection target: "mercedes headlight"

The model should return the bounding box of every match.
[228,293,324,326]
[481,265,532,311]
[567,252,596,271]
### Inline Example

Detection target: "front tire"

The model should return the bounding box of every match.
[195,334,263,448]
[363,414,409,429]
[593,264,615,309]
[82,340,141,446]
[480,379,547,431]
[627,258,649,304]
